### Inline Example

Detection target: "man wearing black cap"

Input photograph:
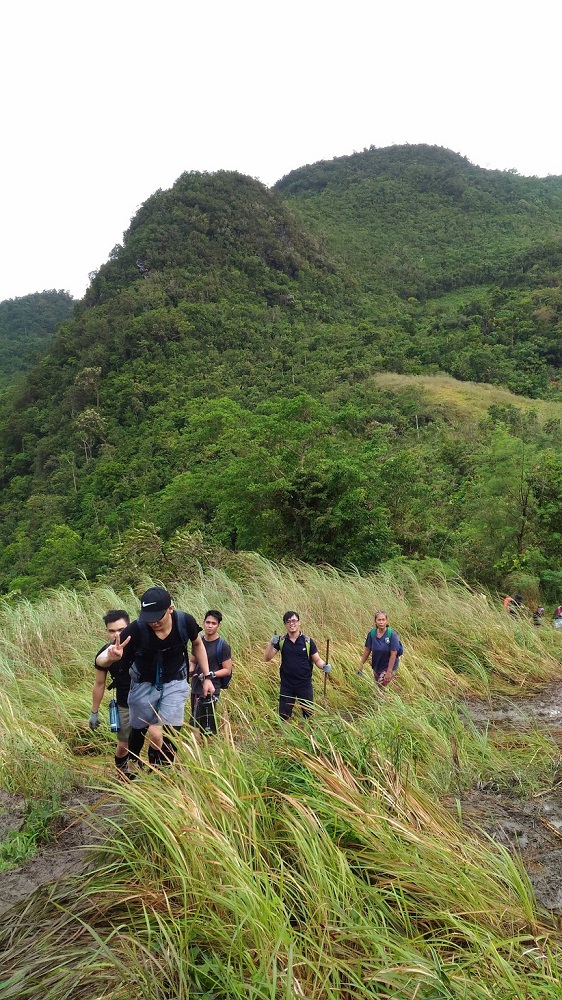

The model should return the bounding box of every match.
[96,586,213,767]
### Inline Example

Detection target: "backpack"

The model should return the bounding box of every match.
[369,626,403,658]
[136,613,233,689]
[213,636,233,689]
[135,610,194,688]
[136,609,193,655]
[279,634,312,660]
[192,634,232,690]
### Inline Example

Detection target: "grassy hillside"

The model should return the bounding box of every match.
[373,371,562,422]
[2,561,562,998]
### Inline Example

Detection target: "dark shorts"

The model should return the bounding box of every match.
[279,674,313,719]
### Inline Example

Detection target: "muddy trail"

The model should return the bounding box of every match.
[455,681,562,914]
[3,685,562,918]
[0,785,117,917]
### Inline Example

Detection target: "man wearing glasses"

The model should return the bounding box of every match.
[96,587,213,767]
[264,610,331,720]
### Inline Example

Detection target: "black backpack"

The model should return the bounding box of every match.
[195,634,232,689]
[212,636,232,689]
[137,613,232,688]
[135,610,194,687]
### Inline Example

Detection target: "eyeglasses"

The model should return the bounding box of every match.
[285,617,299,624]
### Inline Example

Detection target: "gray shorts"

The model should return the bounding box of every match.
[128,677,190,728]
[116,705,131,741]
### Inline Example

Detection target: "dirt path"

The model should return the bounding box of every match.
[455,681,562,913]
[0,786,114,917]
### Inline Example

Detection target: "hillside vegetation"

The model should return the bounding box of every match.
[1,147,562,596]
[0,290,74,385]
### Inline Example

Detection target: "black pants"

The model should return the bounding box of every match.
[279,674,313,720]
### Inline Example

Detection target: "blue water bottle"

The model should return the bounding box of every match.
[109,699,120,733]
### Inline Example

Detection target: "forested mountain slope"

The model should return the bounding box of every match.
[277,145,562,396]
[0,290,74,384]
[1,151,562,596]
[276,143,562,297]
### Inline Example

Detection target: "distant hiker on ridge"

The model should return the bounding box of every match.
[503,594,523,617]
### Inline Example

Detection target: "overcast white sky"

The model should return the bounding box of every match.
[1,0,560,302]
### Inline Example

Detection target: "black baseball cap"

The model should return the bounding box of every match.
[139,586,172,622]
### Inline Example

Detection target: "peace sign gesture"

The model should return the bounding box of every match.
[105,630,131,662]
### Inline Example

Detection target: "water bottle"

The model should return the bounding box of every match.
[109,699,120,733]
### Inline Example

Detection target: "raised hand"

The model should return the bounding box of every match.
[105,631,131,662]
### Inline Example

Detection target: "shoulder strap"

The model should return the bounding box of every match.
[386,627,392,640]
[174,610,190,647]
[369,627,376,640]
[137,620,151,655]
[278,634,311,659]
[216,636,225,663]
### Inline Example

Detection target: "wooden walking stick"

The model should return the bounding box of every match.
[323,638,330,706]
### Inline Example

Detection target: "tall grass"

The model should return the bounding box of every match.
[1,556,562,997]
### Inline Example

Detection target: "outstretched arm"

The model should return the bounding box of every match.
[191,635,214,696]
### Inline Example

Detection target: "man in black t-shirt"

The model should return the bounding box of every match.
[89,610,135,777]
[264,610,331,720]
[96,587,213,767]
[189,609,233,735]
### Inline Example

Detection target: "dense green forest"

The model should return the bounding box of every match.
[0,290,74,384]
[1,146,562,597]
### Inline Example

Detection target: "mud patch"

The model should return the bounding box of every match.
[443,787,562,913]
[0,786,117,916]
[463,680,562,729]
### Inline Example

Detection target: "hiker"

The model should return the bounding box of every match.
[264,611,331,720]
[554,605,562,629]
[89,610,139,778]
[95,586,213,767]
[358,610,402,686]
[533,606,545,627]
[189,609,233,736]
[503,594,523,617]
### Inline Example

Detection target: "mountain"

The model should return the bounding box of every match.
[276,144,562,297]
[0,290,75,385]
[276,144,562,396]
[1,149,562,597]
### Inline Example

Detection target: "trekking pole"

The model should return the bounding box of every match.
[323,638,330,706]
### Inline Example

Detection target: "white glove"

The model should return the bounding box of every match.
[270,635,279,646]
[323,662,332,674]
[88,711,100,729]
